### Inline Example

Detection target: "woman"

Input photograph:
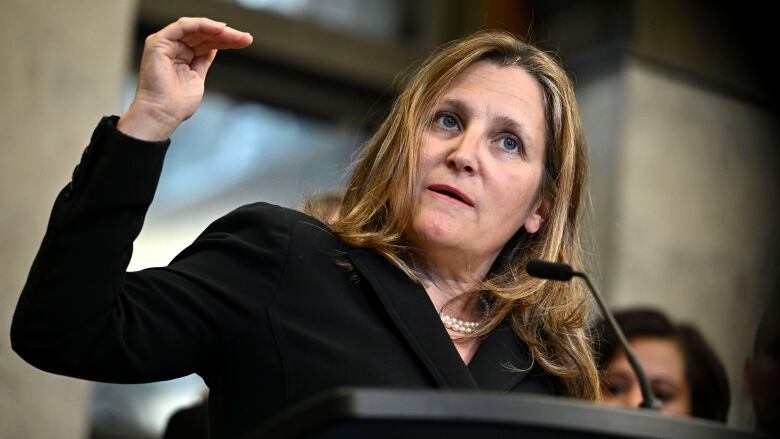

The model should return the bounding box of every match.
[11,18,597,438]
[594,308,730,421]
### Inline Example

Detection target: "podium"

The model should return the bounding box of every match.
[245,388,761,439]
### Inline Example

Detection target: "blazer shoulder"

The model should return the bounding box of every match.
[200,202,345,257]
[171,202,295,268]
[219,202,323,227]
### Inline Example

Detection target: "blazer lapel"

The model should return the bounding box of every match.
[467,319,533,390]
[348,247,477,389]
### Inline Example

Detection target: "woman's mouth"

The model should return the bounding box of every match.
[427,184,474,207]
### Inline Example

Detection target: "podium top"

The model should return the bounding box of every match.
[246,388,762,439]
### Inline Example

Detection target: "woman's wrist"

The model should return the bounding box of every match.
[117,102,179,142]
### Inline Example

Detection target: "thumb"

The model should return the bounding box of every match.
[191,49,218,79]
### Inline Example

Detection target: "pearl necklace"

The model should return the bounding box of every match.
[439,295,490,334]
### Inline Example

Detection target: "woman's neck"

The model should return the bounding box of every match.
[406,235,499,320]
[418,263,487,321]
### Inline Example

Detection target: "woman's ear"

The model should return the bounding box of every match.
[523,196,548,234]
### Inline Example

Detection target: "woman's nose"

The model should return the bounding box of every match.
[624,384,644,408]
[446,131,480,174]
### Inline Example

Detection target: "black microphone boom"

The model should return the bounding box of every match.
[525,260,574,281]
[526,260,662,410]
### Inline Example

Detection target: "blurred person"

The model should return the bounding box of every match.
[594,308,730,421]
[744,302,780,436]
[302,190,343,224]
[12,17,598,438]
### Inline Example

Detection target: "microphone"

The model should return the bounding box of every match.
[526,260,574,281]
[526,260,662,410]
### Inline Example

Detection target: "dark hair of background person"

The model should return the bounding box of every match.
[745,301,780,436]
[592,308,731,422]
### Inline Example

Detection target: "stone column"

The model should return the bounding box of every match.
[0,1,137,437]
[550,0,778,428]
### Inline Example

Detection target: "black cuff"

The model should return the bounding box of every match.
[64,116,170,206]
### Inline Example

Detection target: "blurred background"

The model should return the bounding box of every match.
[1,0,777,437]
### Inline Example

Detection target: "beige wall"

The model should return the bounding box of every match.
[581,57,779,428]
[0,1,137,437]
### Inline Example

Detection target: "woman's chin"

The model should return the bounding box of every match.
[410,220,466,250]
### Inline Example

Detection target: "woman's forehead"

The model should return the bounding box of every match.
[444,61,540,99]
[436,61,546,146]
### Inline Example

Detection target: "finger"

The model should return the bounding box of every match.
[173,41,195,64]
[145,39,195,64]
[181,28,253,48]
[157,17,227,41]
[191,50,218,78]
[188,31,253,56]
[190,38,252,56]
[222,29,253,48]
[158,17,252,47]
[181,28,252,49]
[180,35,204,47]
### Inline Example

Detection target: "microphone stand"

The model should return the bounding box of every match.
[572,270,662,410]
[526,260,661,410]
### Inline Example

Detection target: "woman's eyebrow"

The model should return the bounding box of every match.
[649,377,681,388]
[439,98,471,118]
[493,114,536,152]
[494,115,527,138]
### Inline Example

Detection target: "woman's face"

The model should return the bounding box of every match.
[407,60,547,271]
[602,336,692,416]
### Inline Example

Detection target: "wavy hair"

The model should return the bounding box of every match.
[307,30,598,400]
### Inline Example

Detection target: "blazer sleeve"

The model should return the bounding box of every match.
[11,117,290,383]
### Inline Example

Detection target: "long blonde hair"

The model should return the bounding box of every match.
[308,30,598,400]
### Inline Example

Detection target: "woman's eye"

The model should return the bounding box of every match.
[435,114,459,130]
[499,136,519,152]
[605,383,627,396]
[651,386,675,402]
[603,377,628,396]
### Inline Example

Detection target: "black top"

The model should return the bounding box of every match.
[11,116,560,438]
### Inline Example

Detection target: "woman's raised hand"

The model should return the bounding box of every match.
[118,17,253,141]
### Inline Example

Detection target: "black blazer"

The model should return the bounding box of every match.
[11,117,560,438]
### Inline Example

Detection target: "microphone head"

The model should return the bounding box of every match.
[526,260,574,281]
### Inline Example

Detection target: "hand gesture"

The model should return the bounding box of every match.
[118,17,253,141]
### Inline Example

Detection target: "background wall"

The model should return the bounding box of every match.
[566,1,779,427]
[0,1,138,437]
[615,60,778,427]
[578,57,778,429]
